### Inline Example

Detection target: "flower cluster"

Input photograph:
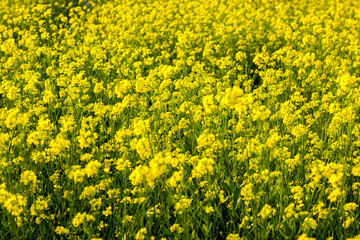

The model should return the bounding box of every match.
[1,0,360,239]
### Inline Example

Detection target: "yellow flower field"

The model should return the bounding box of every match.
[1,0,360,239]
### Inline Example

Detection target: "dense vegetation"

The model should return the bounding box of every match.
[1,0,360,239]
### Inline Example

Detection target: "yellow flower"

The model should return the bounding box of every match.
[115,158,131,171]
[291,186,304,202]
[135,228,147,240]
[226,233,242,240]
[84,160,102,177]
[241,183,254,201]
[147,204,160,217]
[283,203,297,219]
[312,201,328,219]
[133,118,150,136]
[291,124,308,138]
[89,198,102,211]
[3,194,26,216]
[192,157,215,178]
[49,134,70,155]
[328,187,343,203]
[336,73,357,93]
[4,108,28,129]
[59,115,76,133]
[135,77,152,93]
[129,165,151,186]
[78,129,98,149]
[346,234,360,240]
[352,165,360,176]
[302,217,318,230]
[197,133,215,148]
[170,224,183,234]
[67,165,86,183]
[204,206,215,214]
[202,94,216,114]
[55,226,70,235]
[102,206,112,216]
[136,137,152,160]
[252,105,271,121]
[344,203,358,212]
[258,204,276,219]
[20,170,37,186]
[221,86,244,108]
[94,82,105,94]
[72,212,95,227]
[343,217,355,229]
[266,130,281,148]
[30,196,49,216]
[122,215,133,224]
[174,198,191,215]
[167,170,183,187]
[298,233,316,240]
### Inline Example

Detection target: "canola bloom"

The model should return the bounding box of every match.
[1,0,360,239]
